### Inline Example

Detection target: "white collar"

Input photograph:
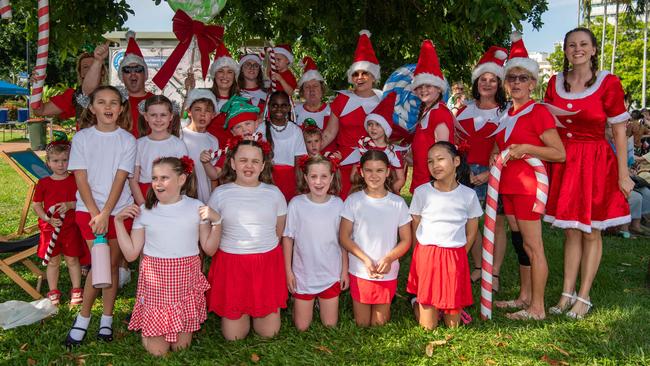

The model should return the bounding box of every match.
[490,102,536,143]
[456,102,501,131]
[554,70,610,100]
[338,89,382,116]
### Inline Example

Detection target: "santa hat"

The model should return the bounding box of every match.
[119,31,148,79]
[410,40,447,93]
[209,42,240,78]
[273,44,294,65]
[220,95,260,130]
[185,88,218,111]
[239,53,263,67]
[347,30,380,83]
[472,46,508,82]
[504,32,539,78]
[364,92,402,138]
[298,56,324,87]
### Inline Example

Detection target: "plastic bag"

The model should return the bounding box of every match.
[0,298,58,330]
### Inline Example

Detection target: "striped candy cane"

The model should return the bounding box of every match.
[266,46,279,92]
[480,149,548,320]
[42,204,64,266]
[30,0,49,110]
[0,0,11,19]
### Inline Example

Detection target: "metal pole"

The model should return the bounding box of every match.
[643,6,648,108]
[600,0,608,69]
[611,1,619,74]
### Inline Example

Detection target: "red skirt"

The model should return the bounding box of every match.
[545,139,631,232]
[128,255,209,343]
[207,245,287,319]
[37,217,90,265]
[349,274,397,305]
[406,243,473,311]
[138,182,151,199]
[272,164,297,202]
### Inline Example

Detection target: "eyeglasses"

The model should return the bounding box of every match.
[121,65,145,74]
[242,63,260,70]
[506,74,531,83]
[270,103,290,108]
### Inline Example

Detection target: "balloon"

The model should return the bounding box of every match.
[167,0,226,22]
[382,64,420,133]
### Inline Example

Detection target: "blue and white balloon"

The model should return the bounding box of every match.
[382,64,420,133]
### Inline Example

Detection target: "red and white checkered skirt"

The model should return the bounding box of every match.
[128,255,210,343]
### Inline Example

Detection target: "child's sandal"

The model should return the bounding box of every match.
[63,320,87,349]
[70,288,83,306]
[46,289,61,306]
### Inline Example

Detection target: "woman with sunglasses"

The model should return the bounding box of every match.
[492,33,565,321]
[544,28,633,320]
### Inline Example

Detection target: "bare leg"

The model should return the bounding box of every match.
[495,217,530,308]
[171,332,193,352]
[222,315,250,341]
[352,301,372,327]
[470,230,482,282]
[252,310,281,338]
[492,215,508,291]
[142,336,170,357]
[516,219,547,318]
[46,255,61,292]
[64,255,82,289]
[80,240,99,318]
[417,303,438,330]
[443,312,461,328]
[317,296,339,328]
[569,229,602,316]
[293,298,315,331]
[100,239,124,316]
[552,229,582,311]
[370,303,391,326]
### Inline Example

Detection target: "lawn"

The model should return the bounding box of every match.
[1,160,649,365]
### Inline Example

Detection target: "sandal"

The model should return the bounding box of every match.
[506,309,545,321]
[63,320,87,349]
[495,299,529,309]
[566,296,593,320]
[47,289,62,306]
[70,288,83,306]
[97,326,113,342]
[549,291,576,315]
[470,267,482,283]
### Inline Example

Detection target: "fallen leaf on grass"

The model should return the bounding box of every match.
[251,353,260,363]
[96,353,114,357]
[314,345,333,354]
[540,354,569,366]
[20,343,28,352]
[485,359,497,365]
[494,341,508,347]
[445,334,454,341]
[425,340,449,357]
[547,344,570,357]
[27,358,36,366]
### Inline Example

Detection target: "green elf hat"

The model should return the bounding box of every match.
[221,95,260,130]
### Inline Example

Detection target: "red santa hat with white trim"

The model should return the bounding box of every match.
[239,53,263,67]
[273,44,294,65]
[504,31,539,78]
[209,42,240,78]
[298,56,324,87]
[472,46,508,82]
[410,40,447,93]
[347,30,380,83]
[364,92,406,138]
[119,31,148,79]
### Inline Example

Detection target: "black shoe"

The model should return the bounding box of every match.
[97,326,113,342]
[64,321,87,349]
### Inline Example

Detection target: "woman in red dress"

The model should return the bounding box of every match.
[544,28,633,319]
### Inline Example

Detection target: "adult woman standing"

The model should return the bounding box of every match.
[238,53,267,113]
[544,28,633,319]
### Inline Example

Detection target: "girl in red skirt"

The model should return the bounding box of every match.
[406,142,483,329]
[339,150,412,327]
[206,139,288,340]
[115,156,219,356]
[259,91,307,201]
[283,154,347,331]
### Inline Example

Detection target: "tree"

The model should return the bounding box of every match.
[156,0,548,90]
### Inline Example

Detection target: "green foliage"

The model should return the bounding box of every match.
[548,43,565,73]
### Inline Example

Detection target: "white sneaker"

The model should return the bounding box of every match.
[118,267,131,288]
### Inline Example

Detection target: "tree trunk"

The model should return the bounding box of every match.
[643,5,648,108]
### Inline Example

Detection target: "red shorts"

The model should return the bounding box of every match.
[138,182,151,199]
[293,282,341,301]
[501,194,541,221]
[349,274,397,305]
[37,217,90,265]
[75,211,133,241]
[272,165,297,202]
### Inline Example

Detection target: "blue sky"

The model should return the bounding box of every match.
[125,0,576,53]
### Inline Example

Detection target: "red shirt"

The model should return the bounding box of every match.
[330,92,380,160]
[33,175,79,229]
[456,104,499,166]
[207,112,233,146]
[495,100,556,195]
[49,88,77,120]
[276,69,297,93]
[128,92,154,138]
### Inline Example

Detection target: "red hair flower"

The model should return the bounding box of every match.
[297,154,310,170]
[323,152,340,172]
[179,155,194,175]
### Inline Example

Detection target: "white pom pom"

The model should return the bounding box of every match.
[359,29,371,37]
[494,49,507,60]
[510,31,522,43]
[125,30,136,40]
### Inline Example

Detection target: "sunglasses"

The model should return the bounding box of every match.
[506,74,531,83]
[121,65,145,74]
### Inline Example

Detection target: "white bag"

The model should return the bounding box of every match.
[0,298,58,330]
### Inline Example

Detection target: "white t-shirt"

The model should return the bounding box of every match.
[410,183,483,248]
[68,126,135,214]
[136,135,189,183]
[180,127,219,203]
[257,122,307,166]
[341,191,411,281]
[294,103,331,128]
[208,182,287,254]
[133,195,205,258]
[284,194,343,294]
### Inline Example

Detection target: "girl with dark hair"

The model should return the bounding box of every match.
[544,27,633,319]
[238,53,267,113]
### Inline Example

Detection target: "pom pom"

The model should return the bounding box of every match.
[494,49,507,60]
[125,30,136,40]
[179,155,194,175]
[359,29,371,37]
[510,31,522,43]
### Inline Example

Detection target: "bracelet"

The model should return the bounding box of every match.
[211,218,223,226]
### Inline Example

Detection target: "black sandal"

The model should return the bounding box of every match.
[63,320,87,349]
[97,326,113,342]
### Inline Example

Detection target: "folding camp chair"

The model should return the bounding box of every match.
[0,234,43,299]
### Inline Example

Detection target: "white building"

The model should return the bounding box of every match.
[529,51,554,80]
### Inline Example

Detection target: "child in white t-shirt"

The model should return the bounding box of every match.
[406,141,482,330]
[339,150,412,327]
[282,154,347,331]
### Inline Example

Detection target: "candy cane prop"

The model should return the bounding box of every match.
[30,0,49,110]
[480,149,548,320]
[266,46,279,92]
[0,0,12,19]
[42,204,64,266]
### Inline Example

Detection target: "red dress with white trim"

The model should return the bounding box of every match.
[543,71,631,232]
[411,102,455,193]
[456,103,500,167]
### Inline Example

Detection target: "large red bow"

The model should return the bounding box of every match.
[152,9,223,89]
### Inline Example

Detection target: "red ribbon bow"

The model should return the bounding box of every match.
[179,155,194,175]
[323,152,341,172]
[152,9,223,90]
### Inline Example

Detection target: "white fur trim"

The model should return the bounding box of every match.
[365,113,392,137]
[298,70,324,87]
[239,54,262,66]
[185,88,217,111]
[554,71,611,100]
[504,57,539,79]
[608,111,631,124]
[472,63,505,82]
[273,47,294,65]
[209,56,240,78]
[359,29,371,37]
[118,54,148,80]
[409,73,448,93]
[494,50,507,60]
[543,214,631,233]
[347,61,380,83]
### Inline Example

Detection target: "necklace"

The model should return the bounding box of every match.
[269,122,288,133]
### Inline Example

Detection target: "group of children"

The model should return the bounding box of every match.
[29,25,631,357]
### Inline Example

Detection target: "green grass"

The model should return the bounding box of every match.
[1,166,649,365]
[0,127,29,143]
